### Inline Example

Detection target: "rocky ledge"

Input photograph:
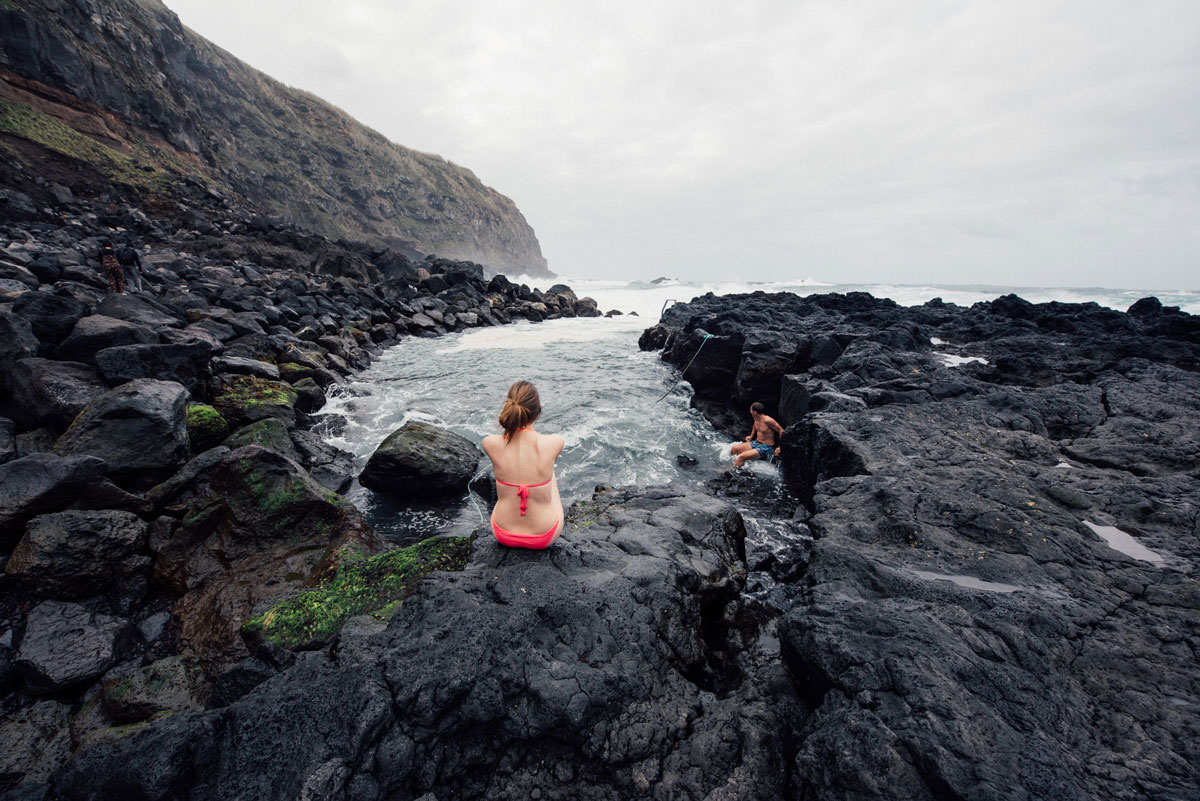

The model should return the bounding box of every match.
[7,484,810,801]
[0,207,599,795]
[643,291,1200,799]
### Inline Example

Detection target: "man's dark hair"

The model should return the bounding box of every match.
[750,402,764,414]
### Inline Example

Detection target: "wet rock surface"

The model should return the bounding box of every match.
[644,290,1200,800]
[51,379,190,491]
[359,421,483,497]
[14,602,137,695]
[45,486,806,801]
[6,510,149,605]
[0,192,597,794]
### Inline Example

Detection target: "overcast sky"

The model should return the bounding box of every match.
[163,1,1198,289]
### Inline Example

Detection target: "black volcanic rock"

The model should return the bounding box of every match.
[0,453,107,546]
[6,358,108,429]
[94,342,214,392]
[643,291,1200,800]
[40,486,805,801]
[15,601,138,695]
[52,379,190,490]
[6,510,150,604]
[53,315,158,363]
[11,290,90,350]
[151,446,380,671]
[359,422,481,497]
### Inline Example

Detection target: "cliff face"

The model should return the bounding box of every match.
[0,0,549,276]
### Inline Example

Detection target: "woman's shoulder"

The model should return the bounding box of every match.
[539,432,565,454]
[481,433,502,453]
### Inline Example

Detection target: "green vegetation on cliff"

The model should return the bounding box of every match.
[0,102,168,190]
[0,0,549,274]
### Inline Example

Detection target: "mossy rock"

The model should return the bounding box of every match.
[224,418,297,461]
[0,102,170,190]
[187,403,229,453]
[359,422,481,497]
[243,535,471,650]
[277,362,314,383]
[211,375,299,429]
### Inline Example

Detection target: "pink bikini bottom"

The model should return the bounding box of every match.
[491,514,561,550]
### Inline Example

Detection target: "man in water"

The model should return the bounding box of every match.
[730,402,782,468]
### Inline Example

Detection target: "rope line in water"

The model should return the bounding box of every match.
[656,334,714,403]
[467,465,491,522]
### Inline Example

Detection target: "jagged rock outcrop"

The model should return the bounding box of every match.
[643,291,1200,800]
[0,0,549,276]
[0,197,593,794]
[37,485,807,801]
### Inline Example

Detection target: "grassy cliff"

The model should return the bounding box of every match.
[0,0,548,275]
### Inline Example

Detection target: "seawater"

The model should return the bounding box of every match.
[317,313,771,542]
[320,277,1198,542]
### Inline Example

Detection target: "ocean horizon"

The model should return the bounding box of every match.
[506,275,1200,321]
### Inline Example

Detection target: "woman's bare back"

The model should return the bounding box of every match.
[483,429,565,534]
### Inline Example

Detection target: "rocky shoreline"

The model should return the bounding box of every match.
[643,290,1200,799]
[3,205,1198,801]
[0,204,601,795]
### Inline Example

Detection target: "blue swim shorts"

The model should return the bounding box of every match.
[750,440,775,460]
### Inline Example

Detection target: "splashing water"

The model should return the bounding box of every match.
[316,316,780,542]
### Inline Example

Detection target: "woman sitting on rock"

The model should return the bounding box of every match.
[482,380,565,549]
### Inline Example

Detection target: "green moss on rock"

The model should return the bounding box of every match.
[211,376,299,428]
[277,362,313,383]
[214,376,298,410]
[243,535,471,650]
[225,418,294,455]
[186,403,229,453]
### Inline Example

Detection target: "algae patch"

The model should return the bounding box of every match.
[186,403,228,453]
[243,535,471,649]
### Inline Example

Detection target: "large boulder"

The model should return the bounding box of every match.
[53,379,190,490]
[0,700,74,789]
[152,446,381,671]
[223,418,298,462]
[94,342,214,392]
[15,601,137,694]
[95,293,185,330]
[0,310,39,386]
[53,315,158,363]
[0,453,106,547]
[290,430,356,493]
[6,358,108,429]
[359,422,481,497]
[11,290,90,349]
[6,510,150,604]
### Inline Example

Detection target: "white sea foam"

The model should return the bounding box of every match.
[938,353,989,367]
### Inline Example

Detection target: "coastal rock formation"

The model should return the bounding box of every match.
[0,0,549,276]
[41,486,806,801]
[0,188,596,793]
[359,422,482,497]
[644,291,1200,799]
